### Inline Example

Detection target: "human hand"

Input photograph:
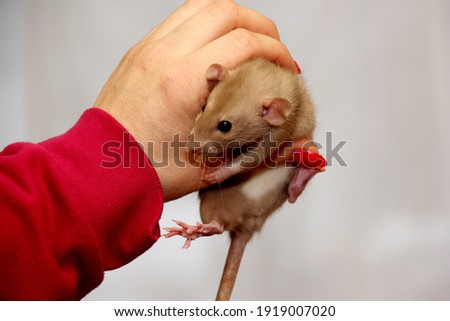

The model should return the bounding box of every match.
[94,0,297,201]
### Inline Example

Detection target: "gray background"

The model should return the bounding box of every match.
[1,0,449,300]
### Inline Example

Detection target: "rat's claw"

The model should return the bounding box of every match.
[163,227,183,238]
[172,219,196,234]
[182,239,192,249]
[164,227,181,232]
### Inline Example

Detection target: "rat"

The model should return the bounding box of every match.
[164,58,325,300]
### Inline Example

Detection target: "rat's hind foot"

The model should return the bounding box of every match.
[163,219,224,249]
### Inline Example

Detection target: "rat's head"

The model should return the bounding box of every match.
[188,62,294,162]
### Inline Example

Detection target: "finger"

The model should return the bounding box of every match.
[144,0,215,42]
[284,139,327,169]
[270,138,319,165]
[292,150,327,169]
[191,28,297,73]
[291,139,319,154]
[163,0,281,55]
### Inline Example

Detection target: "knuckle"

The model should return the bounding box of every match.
[267,18,279,35]
[276,41,289,55]
[122,45,149,72]
[132,41,169,70]
[157,60,202,112]
[230,28,255,50]
[211,0,238,19]
[123,42,140,61]
[277,42,292,62]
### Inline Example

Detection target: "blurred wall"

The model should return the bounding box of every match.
[1,0,449,300]
[0,0,28,147]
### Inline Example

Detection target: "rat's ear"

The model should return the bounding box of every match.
[261,98,293,126]
[206,63,228,91]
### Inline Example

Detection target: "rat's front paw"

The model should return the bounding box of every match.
[202,165,241,185]
[202,168,225,185]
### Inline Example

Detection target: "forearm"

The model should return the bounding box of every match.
[0,108,163,300]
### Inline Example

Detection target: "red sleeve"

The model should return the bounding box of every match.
[0,108,164,300]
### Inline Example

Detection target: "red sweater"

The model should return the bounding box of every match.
[0,108,164,300]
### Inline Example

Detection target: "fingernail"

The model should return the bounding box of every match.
[294,60,302,74]
[292,150,327,169]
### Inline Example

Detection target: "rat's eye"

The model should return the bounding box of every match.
[201,105,206,112]
[217,120,232,133]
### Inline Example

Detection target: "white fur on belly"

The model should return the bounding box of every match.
[240,166,292,200]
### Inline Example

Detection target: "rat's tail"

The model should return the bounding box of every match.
[215,232,251,301]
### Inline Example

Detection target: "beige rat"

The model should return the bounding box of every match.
[165,58,324,300]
